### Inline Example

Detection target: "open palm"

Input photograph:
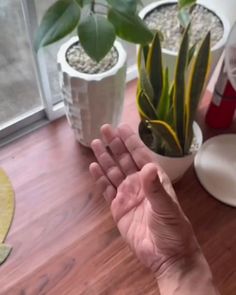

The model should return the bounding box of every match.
[90,124,198,276]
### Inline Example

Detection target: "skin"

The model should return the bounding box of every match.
[90,123,219,295]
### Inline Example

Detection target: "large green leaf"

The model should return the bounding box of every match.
[78,14,116,62]
[136,91,157,120]
[185,32,211,152]
[34,0,81,51]
[173,24,189,149]
[108,8,153,44]
[146,32,163,108]
[107,0,140,13]
[157,67,170,120]
[178,0,196,9]
[149,120,183,156]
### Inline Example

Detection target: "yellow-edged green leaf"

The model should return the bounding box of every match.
[157,67,170,120]
[136,91,157,120]
[188,42,197,66]
[146,32,163,108]
[149,120,183,156]
[173,24,190,149]
[167,83,175,127]
[139,49,154,102]
[0,244,12,265]
[137,45,149,74]
[0,169,15,243]
[185,32,211,152]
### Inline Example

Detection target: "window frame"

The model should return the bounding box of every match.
[0,0,139,146]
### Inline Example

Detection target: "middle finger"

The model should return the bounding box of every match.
[91,139,125,188]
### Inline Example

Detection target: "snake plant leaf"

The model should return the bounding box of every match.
[188,42,197,66]
[34,0,81,51]
[108,8,153,44]
[173,24,190,149]
[166,83,175,126]
[0,244,12,265]
[139,50,154,102]
[157,67,170,120]
[78,14,116,62]
[185,32,211,152]
[178,8,191,28]
[137,45,149,74]
[149,120,183,156]
[137,91,157,120]
[146,32,163,108]
[178,0,196,10]
[0,169,15,243]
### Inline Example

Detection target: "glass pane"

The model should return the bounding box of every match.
[34,0,74,106]
[0,0,42,127]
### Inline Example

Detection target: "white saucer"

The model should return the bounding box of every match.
[194,134,236,207]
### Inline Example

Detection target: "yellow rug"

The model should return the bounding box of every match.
[0,169,15,265]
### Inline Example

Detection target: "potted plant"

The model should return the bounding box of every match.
[139,0,230,82]
[35,0,153,146]
[136,25,210,182]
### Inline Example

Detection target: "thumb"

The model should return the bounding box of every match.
[140,163,176,214]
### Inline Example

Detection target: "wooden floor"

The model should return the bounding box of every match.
[0,80,235,295]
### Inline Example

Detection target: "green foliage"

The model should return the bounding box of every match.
[137,27,211,157]
[35,0,153,62]
[178,0,196,10]
[34,0,81,50]
[78,14,115,62]
[178,0,197,28]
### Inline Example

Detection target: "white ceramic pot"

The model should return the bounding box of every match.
[139,0,230,82]
[57,37,127,147]
[140,122,203,183]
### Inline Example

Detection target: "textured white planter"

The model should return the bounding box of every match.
[140,122,203,183]
[57,37,127,147]
[139,0,230,82]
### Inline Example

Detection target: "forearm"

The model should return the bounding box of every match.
[156,250,220,295]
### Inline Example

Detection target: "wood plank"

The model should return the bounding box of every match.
[0,80,235,294]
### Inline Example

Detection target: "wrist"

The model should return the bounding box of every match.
[155,249,219,295]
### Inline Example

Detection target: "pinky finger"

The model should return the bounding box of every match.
[89,162,116,204]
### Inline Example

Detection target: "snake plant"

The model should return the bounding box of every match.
[137,25,211,157]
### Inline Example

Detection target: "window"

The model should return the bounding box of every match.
[0,0,156,145]
[0,0,45,144]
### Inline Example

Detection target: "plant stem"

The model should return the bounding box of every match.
[91,0,95,13]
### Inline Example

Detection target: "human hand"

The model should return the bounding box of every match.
[89,124,199,277]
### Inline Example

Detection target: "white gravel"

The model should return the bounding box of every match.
[66,42,118,74]
[144,4,224,52]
